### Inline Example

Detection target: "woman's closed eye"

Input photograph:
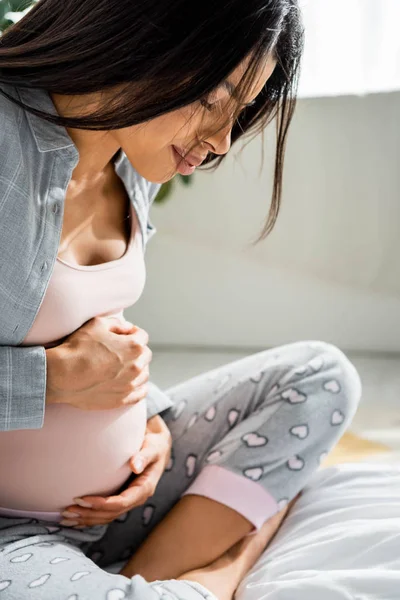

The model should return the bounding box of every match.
[200,98,216,112]
[200,97,257,114]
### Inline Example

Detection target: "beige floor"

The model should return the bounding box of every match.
[150,348,400,461]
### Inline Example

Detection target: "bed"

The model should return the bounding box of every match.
[106,438,400,599]
[238,458,400,600]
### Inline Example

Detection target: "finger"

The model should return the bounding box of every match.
[71,472,155,513]
[163,445,172,470]
[128,327,149,347]
[122,383,149,406]
[72,494,130,512]
[68,462,164,522]
[130,365,150,389]
[133,346,152,371]
[61,506,115,527]
[133,427,171,472]
[120,462,164,507]
[130,439,159,474]
[73,514,115,527]
[106,317,136,335]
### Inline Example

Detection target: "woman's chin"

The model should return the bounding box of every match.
[123,150,177,183]
[150,169,177,184]
[134,165,177,185]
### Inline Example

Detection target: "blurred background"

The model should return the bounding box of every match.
[127,0,400,452]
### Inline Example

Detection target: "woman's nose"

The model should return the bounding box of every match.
[205,126,232,156]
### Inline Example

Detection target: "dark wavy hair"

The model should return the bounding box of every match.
[0,0,304,239]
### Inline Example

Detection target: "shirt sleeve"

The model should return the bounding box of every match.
[0,345,47,431]
[146,381,174,420]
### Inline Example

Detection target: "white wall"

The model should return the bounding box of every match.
[126,92,400,353]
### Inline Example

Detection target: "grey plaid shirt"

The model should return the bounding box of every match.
[0,82,173,431]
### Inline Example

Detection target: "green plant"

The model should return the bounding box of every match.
[0,0,35,31]
[154,173,193,204]
[0,0,193,202]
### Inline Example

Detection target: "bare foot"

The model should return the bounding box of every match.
[178,498,298,600]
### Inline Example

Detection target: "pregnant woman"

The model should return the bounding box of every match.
[0,1,362,598]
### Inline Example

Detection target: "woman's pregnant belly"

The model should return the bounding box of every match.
[0,399,147,512]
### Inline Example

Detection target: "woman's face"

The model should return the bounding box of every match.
[111,54,277,184]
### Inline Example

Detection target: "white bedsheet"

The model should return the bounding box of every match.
[238,462,400,600]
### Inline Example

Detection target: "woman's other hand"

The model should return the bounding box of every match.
[60,415,172,527]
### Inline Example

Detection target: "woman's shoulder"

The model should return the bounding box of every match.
[0,83,23,144]
[0,82,20,112]
[0,83,43,177]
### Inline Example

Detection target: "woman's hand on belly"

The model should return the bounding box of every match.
[60,415,172,527]
[46,315,153,410]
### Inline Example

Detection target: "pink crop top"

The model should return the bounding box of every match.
[0,202,148,521]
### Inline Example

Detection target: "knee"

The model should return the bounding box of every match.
[310,341,362,426]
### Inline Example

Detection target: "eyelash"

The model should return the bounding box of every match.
[200,98,257,113]
[200,98,214,112]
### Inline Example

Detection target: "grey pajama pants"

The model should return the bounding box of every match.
[0,341,361,600]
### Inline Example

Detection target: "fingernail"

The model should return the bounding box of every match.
[60,520,79,527]
[73,498,93,508]
[134,457,144,473]
[62,511,81,519]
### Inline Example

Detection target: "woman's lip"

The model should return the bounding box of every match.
[173,146,194,166]
[172,146,197,176]
[172,145,205,167]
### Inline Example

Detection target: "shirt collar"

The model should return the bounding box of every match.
[16,86,79,157]
[14,87,136,214]
[11,85,148,248]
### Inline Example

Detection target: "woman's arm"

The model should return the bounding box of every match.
[1,315,163,432]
